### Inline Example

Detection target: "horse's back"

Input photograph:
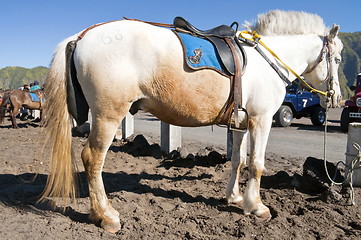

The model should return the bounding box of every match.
[76,21,182,77]
[9,89,26,101]
[73,21,179,102]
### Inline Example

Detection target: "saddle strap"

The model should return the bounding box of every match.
[215,37,247,127]
[225,37,243,129]
[123,17,174,28]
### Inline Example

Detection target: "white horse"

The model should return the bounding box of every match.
[41,10,343,233]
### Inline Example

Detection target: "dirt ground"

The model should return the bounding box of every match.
[0,119,361,240]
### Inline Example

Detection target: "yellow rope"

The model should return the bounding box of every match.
[239,31,328,96]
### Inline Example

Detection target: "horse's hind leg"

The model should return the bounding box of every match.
[226,131,248,204]
[10,106,20,129]
[81,104,130,233]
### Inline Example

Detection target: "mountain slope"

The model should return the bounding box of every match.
[0,66,48,89]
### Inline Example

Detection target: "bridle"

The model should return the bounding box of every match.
[304,36,337,98]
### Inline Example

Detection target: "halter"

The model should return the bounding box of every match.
[239,31,336,97]
[304,36,336,98]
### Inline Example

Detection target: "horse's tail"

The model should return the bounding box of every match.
[39,36,81,204]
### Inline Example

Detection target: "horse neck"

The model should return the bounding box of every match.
[262,35,323,77]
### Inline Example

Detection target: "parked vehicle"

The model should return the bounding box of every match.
[340,73,361,132]
[274,81,326,127]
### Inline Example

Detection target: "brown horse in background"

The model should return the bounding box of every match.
[0,89,45,128]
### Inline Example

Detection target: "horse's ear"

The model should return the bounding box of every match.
[327,24,340,42]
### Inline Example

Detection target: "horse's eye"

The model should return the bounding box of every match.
[335,57,341,64]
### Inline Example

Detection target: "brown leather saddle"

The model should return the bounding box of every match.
[173,17,247,129]
[173,17,246,75]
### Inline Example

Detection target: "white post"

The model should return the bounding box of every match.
[121,112,134,139]
[33,110,40,119]
[345,122,361,187]
[161,122,181,153]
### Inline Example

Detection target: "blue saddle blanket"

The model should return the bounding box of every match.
[29,92,44,102]
[177,33,224,73]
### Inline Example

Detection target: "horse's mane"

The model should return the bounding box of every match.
[245,10,328,36]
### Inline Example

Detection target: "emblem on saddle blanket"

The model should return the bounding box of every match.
[29,92,45,102]
[175,32,234,76]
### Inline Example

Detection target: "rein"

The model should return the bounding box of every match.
[239,30,331,97]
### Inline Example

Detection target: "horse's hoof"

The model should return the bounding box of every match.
[255,209,272,221]
[244,204,272,221]
[89,210,121,233]
[252,206,272,221]
[101,219,121,233]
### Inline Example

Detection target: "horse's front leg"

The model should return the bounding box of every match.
[243,116,272,220]
[226,131,248,204]
[81,115,124,233]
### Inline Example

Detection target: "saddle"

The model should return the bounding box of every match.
[173,17,247,129]
[29,91,44,103]
[173,17,235,38]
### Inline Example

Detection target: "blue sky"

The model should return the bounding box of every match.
[1,0,359,69]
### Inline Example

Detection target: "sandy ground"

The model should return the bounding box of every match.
[0,118,361,240]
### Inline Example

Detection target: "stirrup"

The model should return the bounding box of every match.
[228,108,249,132]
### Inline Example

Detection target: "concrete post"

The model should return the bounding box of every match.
[33,110,40,119]
[345,122,361,187]
[121,112,134,139]
[161,122,181,153]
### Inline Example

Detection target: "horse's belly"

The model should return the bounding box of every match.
[138,63,230,127]
[144,99,221,127]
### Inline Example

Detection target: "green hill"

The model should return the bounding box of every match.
[0,66,48,90]
[1,32,360,98]
[339,32,361,98]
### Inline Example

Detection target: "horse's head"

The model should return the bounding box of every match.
[303,24,343,108]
